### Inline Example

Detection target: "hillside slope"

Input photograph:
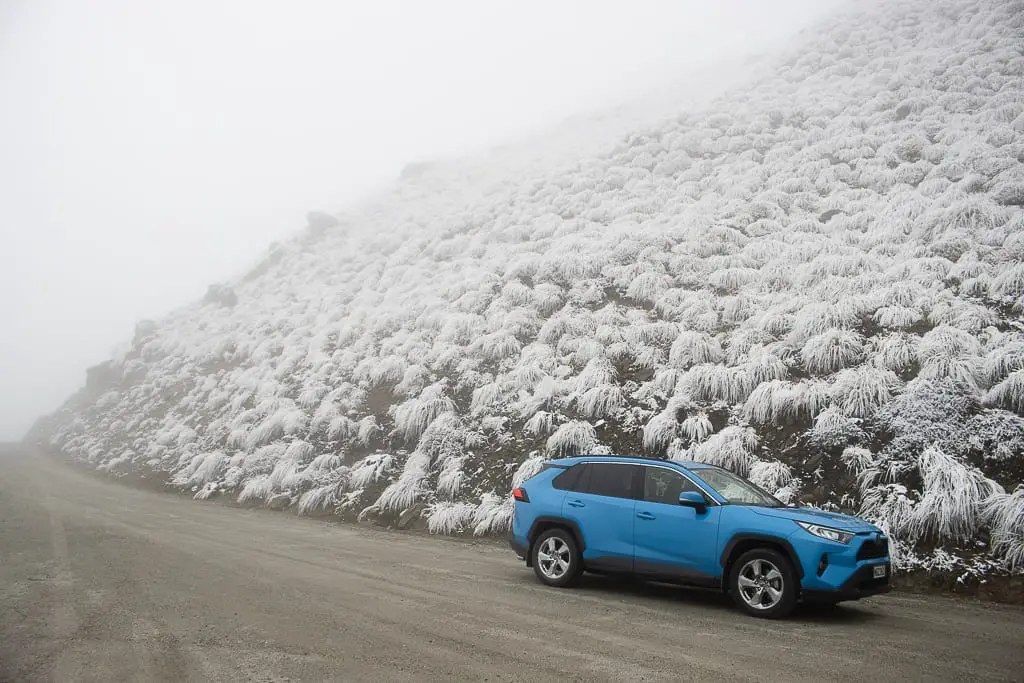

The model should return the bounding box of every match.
[34,0,1024,583]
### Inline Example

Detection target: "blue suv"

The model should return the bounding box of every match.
[508,456,891,618]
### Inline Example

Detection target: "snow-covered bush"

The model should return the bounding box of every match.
[546,421,597,457]
[982,487,1024,570]
[690,426,759,476]
[909,446,1002,544]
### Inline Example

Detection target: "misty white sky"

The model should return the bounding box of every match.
[0,0,842,440]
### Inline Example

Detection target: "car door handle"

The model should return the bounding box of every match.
[636,511,656,520]
[567,499,586,508]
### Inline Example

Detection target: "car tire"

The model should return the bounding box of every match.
[729,548,798,619]
[531,528,582,587]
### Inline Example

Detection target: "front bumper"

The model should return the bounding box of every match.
[802,562,892,602]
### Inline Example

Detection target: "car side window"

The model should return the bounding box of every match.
[552,464,585,491]
[585,463,637,499]
[643,467,700,505]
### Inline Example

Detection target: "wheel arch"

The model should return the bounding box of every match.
[526,516,586,567]
[720,533,804,589]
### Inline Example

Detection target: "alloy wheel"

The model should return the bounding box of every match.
[537,537,572,580]
[737,558,785,610]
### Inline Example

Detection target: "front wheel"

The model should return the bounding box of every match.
[729,548,798,619]
[531,529,582,587]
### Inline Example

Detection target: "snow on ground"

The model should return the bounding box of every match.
[35,0,1024,579]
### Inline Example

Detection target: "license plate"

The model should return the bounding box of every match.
[873,564,887,579]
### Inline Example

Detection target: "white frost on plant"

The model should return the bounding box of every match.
[692,426,759,476]
[546,420,597,457]
[982,487,1024,571]
[909,445,1003,544]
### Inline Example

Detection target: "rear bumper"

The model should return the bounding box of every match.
[509,533,528,560]
[802,562,892,603]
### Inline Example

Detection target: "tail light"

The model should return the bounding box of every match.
[512,487,530,502]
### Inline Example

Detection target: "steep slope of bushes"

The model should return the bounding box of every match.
[33,0,1024,582]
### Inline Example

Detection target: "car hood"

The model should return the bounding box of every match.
[750,506,880,533]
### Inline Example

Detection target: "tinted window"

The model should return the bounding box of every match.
[585,463,637,499]
[552,464,584,491]
[643,467,700,505]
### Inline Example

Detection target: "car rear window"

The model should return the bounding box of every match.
[552,464,585,491]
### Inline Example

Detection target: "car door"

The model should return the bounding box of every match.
[632,466,722,584]
[560,462,639,572]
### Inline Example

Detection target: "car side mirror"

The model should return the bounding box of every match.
[678,491,707,514]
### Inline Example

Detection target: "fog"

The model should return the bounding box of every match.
[0,0,842,440]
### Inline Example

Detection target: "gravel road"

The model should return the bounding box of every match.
[1,447,1022,682]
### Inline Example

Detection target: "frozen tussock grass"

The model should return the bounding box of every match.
[910,446,1002,544]
[470,456,547,536]
[669,331,722,368]
[350,453,396,489]
[982,487,1024,570]
[642,410,678,453]
[801,330,864,375]
[748,460,794,493]
[744,380,829,424]
[860,484,915,539]
[172,451,226,488]
[985,370,1024,415]
[680,413,713,443]
[831,366,902,418]
[546,421,597,457]
[691,427,759,476]
[808,409,864,450]
[297,467,350,516]
[426,501,477,534]
[841,446,875,475]
[392,383,457,441]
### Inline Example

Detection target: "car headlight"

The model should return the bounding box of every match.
[796,521,854,544]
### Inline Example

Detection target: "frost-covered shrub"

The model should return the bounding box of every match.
[426,502,477,534]
[576,383,625,419]
[872,378,976,463]
[392,383,457,441]
[841,446,875,474]
[748,460,794,493]
[546,420,597,457]
[523,410,554,437]
[860,484,915,539]
[876,334,918,373]
[668,331,723,368]
[982,487,1024,570]
[680,413,713,443]
[985,370,1024,415]
[808,408,865,450]
[801,329,864,375]
[831,366,901,418]
[691,426,759,476]
[744,379,829,424]
[909,446,1002,544]
[681,364,754,403]
[642,410,678,453]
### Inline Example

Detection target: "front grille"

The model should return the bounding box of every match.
[856,536,889,561]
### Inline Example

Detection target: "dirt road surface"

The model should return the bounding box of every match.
[1,447,1022,682]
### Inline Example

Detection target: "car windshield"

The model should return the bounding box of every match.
[694,468,784,508]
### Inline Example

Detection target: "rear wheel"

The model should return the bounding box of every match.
[531,528,582,587]
[729,548,797,619]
